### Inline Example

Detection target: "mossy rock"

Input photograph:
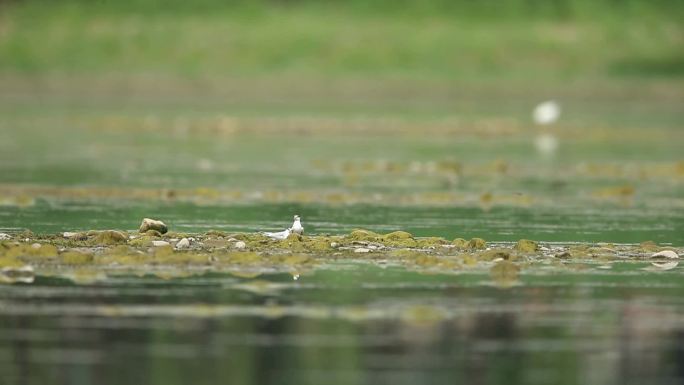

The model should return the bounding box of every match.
[145,230,163,237]
[479,249,515,261]
[415,237,448,248]
[206,229,228,237]
[468,238,487,250]
[452,238,468,249]
[61,251,94,265]
[383,231,414,241]
[128,235,159,247]
[639,241,659,252]
[514,239,538,253]
[347,229,381,242]
[304,238,333,252]
[93,230,128,245]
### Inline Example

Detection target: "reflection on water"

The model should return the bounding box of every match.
[1,264,684,385]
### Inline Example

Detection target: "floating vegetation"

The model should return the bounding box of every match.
[0,229,680,284]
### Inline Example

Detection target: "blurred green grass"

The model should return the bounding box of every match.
[0,0,682,79]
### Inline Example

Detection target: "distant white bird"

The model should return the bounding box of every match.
[291,214,304,235]
[263,228,291,240]
[533,100,561,125]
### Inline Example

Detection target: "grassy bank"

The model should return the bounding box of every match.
[0,0,682,80]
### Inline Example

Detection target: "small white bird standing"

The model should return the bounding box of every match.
[290,214,304,235]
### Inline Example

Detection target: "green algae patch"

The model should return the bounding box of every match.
[514,239,538,253]
[382,231,418,247]
[468,238,487,250]
[347,229,381,242]
[145,230,163,237]
[93,230,128,245]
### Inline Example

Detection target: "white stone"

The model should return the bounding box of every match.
[152,240,170,247]
[0,233,10,241]
[354,248,370,253]
[234,241,246,250]
[175,238,190,249]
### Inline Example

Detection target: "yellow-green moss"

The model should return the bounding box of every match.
[383,231,414,241]
[490,260,520,287]
[468,238,487,250]
[639,241,659,252]
[145,230,163,237]
[61,251,94,265]
[416,237,448,248]
[479,249,513,261]
[93,230,128,245]
[452,238,468,248]
[347,229,381,242]
[514,239,538,253]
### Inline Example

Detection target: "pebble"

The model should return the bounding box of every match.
[651,250,679,270]
[31,243,41,249]
[354,248,370,253]
[330,242,339,248]
[0,233,10,241]
[175,238,190,249]
[234,241,246,250]
[651,250,679,259]
[152,240,170,247]
[63,232,80,238]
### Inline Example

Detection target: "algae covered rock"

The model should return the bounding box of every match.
[468,238,487,250]
[452,238,468,249]
[139,218,168,234]
[93,230,128,245]
[479,249,511,261]
[383,231,417,247]
[514,239,538,253]
[383,231,414,241]
[416,237,448,248]
[347,229,381,242]
[639,241,659,252]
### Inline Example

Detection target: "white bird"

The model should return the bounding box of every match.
[290,214,304,235]
[533,100,561,125]
[263,228,291,240]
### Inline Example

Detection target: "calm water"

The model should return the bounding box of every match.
[2,263,684,385]
[1,83,683,384]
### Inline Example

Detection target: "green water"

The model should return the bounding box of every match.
[1,78,683,385]
[2,263,684,385]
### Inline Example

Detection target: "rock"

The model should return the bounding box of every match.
[94,230,128,245]
[152,240,170,247]
[330,242,339,248]
[468,238,487,250]
[650,250,679,270]
[347,229,380,242]
[452,238,468,248]
[0,233,10,241]
[145,230,162,237]
[651,250,679,259]
[175,238,190,249]
[354,247,370,253]
[63,232,87,240]
[234,241,246,250]
[383,231,414,241]
[139,218,168,234]
[515,239,538,253]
